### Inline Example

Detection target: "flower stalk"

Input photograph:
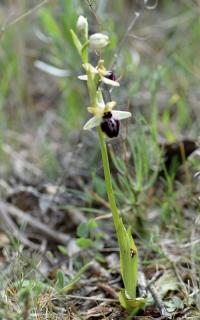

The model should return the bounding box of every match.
[71,15,146,314]
[97,127,121,230]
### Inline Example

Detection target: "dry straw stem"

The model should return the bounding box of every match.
[0,0,50,38]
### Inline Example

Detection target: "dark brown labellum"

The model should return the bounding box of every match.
[100,112,120,138]
[106,71,116,81]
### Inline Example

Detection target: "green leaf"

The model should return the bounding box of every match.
[18,288,30,301]
[117,222,138,299]
[77,222,89,238]
[56,270,65,289]
[70,29,82,56]
[57,245,68,256]
[76,237,93,249]
[88,218,97,230]
[118,289,146,314]
[46,250,53,258]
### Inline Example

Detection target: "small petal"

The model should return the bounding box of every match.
[97,59,107,75]
[83,116,101,130]
[87,107,104,117]
[101,75,120,87]
[104,101,117,112]
[78,75,88,81]
[112,110,132,120]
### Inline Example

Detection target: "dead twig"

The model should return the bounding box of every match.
[147,283,172,319]
[0,0,50,39]
[172,262,187,294]
[180,239,200,248]
[66,294,118,303]
[0,205,39,250]
[0,200,70,245]
[110,11,141,70]
[137,269,147,298]
[97,282,118,299]
[138,267,171,319]
[146,282,171,319]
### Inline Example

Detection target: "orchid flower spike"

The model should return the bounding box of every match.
[83,90,131,138]
[78,60,120,87]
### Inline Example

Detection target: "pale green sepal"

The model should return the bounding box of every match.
[70,29,82,56]
[112,110,132,120]
[117,221,138,299]
[78,75,88,81]
[118,289,146,314]
[83,116,101,130]
[101,75,120,87]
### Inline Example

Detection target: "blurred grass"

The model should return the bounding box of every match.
[0,1,199,157]
[0,0,199,234]
[0,1,200,317]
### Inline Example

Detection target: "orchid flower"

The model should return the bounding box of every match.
[83,89,131,138]
[78,60,120,87]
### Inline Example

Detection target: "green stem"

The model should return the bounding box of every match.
[97,127,121,230]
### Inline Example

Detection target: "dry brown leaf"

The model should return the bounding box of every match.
[86,305,112,319]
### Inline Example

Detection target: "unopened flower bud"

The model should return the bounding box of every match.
[89,33,109,50]
[76,15,88,33]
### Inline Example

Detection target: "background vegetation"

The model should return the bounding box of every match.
[0,1,199,319]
